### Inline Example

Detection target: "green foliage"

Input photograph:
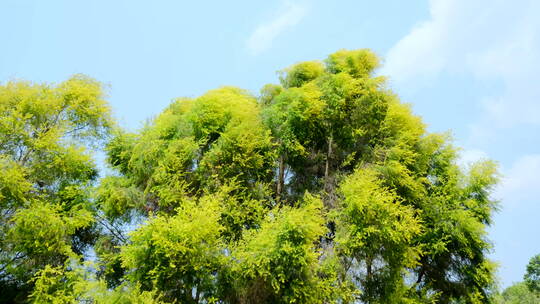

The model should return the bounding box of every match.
[96,175,145,221]
[496,282,540,304]
[407,145,499,303]
[325,49,380,78]
[30,262,165,304]
[259,84,283,105]
[279,61,325,88]
[0,49,501,303]
[524,254,540,293]
[121,193,224,302]
[7,201,93,265]
[336,168,421,303]
[263,49,393,204]
[230,194,329,303]
[30,264,84,304]
[0,75,113,302]
[102,87,276,217]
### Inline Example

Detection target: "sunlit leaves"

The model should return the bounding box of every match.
[325,49,380,78]
[30,262,165,304]
[336,168,421,303]
[279,61,325,88]
[231,194,329,303]
[0,75,113,299]
[0,49,502,303]
[121,194,224,302]
[104,86,276,215]
[497,282,540,304]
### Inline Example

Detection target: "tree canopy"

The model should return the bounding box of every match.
[0,75,113,301]
[493,254,540,304]
[524,253,540,293]
[0,49,500,303]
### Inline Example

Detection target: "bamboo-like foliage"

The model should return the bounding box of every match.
[0,50,500,304]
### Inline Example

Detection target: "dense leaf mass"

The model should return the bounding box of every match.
[0,49,500,303]
[0,75,112,302]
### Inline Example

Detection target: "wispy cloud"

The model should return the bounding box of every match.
[494,154,540,203]
[382,0,540,205]
[246,1,307,55]
[381,0,540,131]
[457,148,489,169]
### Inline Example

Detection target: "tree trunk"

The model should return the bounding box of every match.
[277,154,285,200]
[366,258,372,280]
[324,135,333,190]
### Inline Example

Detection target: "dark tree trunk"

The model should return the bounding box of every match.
[324,135,333,188]
[277,154,285,199]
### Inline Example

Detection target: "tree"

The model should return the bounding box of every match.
[120,192,225,303]
[0,49,501,303]
[94,49,499,303]
[524,254,540,293]
[263,49,499,303]
[100,87,275,220]
[263,50,389,205]
[229,194,332,303]
[335,168,421,303]
[493,254,540,304]
[495,282,540,304]
[0,75,113,302]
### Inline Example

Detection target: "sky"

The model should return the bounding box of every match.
[1,0,539,289]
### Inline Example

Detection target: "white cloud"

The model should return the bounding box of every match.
[246,1,307,55]
[495,154,540,203]
[457,148,489,169]
[456,150,540,206]
[381,0,540,130]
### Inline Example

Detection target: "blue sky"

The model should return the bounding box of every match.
[2,0,539,289]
